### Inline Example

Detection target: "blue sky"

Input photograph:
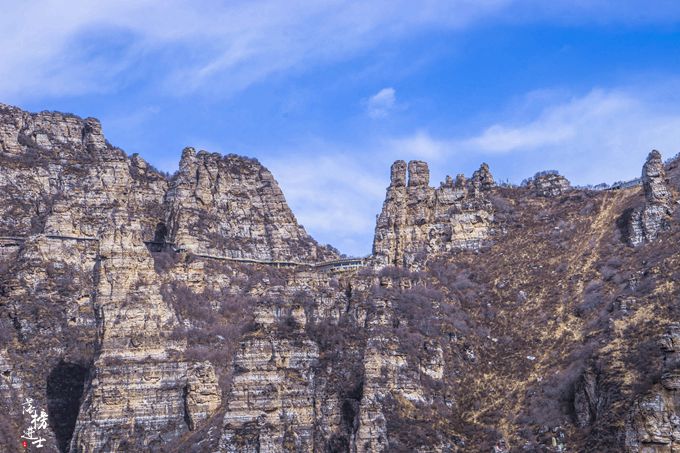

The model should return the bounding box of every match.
[3,1,680,255]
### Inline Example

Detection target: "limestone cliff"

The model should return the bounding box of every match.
[166,147,336,262]
[523,171,571,197]
[3,104,680,453]
[626,150,674,246]
[625,324,680,451]
[372,160,494,268]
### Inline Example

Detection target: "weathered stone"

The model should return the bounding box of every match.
[470,162,495,197]
[628,150,674,246]
[6,102,680,453]
[407,160,430,187]
[390,160,407,187]
[625,324,680,451]
[185,361,222,430]
[218,334,319,452]
[643,150,671,204]
[166,147,337,262]
[574,369,602,427]
[373,160,494,267]
[525,171,571,197]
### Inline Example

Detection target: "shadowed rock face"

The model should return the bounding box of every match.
[3,104,680,453]
[47,362,88,452]
[625,324,680,451]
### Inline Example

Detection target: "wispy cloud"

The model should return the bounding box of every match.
[366,87,397,118]
[0,0,511,100]
[385,130,450,160]
[387,85,680,184]
[463,89,631,153]
[5,0,679,101]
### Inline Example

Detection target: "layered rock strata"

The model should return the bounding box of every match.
[524,171,571,197]
[627,150,674,246]
[166,147,336,262]
[372,160,494,267]
[4,103,680,452]
[625,324,680,451]
[218,297,319,452]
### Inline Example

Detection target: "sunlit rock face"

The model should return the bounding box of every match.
[165,147,337,262]
[372,159,494,268]
[627,150,674,246]
[523,171,571,197]
[3,104,680,453]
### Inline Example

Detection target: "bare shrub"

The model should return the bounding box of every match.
[161,282,257,397]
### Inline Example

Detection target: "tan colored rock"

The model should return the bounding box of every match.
[625,324,680,452]
[218,334,319,452]
[525,171,571,197]
[373,160,494,267]
[185,361,222,430]
[628,150,674,246]
[166,147,337,262]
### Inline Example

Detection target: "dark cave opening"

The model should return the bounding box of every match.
[154,222,168,244]
[46,361,89,452]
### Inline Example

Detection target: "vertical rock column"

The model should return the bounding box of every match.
[372,161,409,267]
[372,160,495,267]
[628,150,674,246]
[218,304,319,452]
[69,218,190,451]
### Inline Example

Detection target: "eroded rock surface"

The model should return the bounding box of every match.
[524,171,571,197]
[166,147,336,262]
[627,150,674,246]
[372,160,494,267]
[3,104,680,453]
[625,324,680,451]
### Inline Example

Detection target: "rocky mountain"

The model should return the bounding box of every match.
[372,160,495,268]
[1,104,680,452]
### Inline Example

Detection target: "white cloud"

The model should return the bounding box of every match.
[462,89,639,153]
[0,0,512,100]
[366,87,397,118]
[386,86,680,184]
[385,130,450,159]
[266,150,387,256]
[7,0,678,101]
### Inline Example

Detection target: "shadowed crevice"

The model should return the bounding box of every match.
[47,361,88,452]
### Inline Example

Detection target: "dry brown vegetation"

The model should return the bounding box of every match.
[367,182,680,451]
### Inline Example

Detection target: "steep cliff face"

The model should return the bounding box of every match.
[0,105,333,452]
[372,160,494,268]
[626,150,674,246]
[625,324,680,451]
[3,104,680,453]
[0,104,176,452]
[0,103,167,240]
[166,147,336,262]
